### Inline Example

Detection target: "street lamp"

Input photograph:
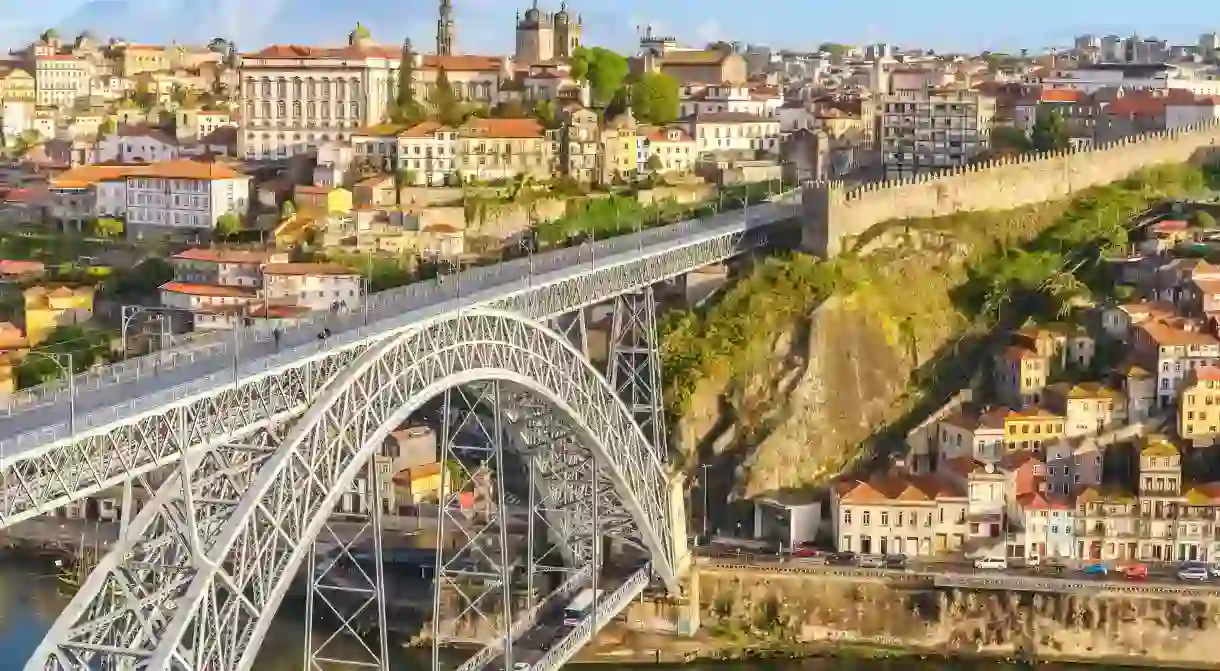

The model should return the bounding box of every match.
[120,305,173,357]
[24,351,75,437]
[700,463,711,539]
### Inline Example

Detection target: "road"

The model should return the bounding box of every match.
[0,197,797,456]
[698,547,1220,592]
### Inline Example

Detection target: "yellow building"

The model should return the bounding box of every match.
[392,462,448,507]
[0,67,36,102]
[23,285,95,345]
[293,185,353,215]
[457,117,556,182]
[1179,366,1220,444]
[995,345,1051,407]
[1045,381,1123,438]
[1003,407,1065,451]
[120,45,170,76]
[601,108,638,183]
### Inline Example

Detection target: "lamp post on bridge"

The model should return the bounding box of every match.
[22,351,76,439]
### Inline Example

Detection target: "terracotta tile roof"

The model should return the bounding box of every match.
[242,44,400,60]
[941,406,1009,432]
[262,263,358,276]
[1105,96,1169,118]
[839,469,963,503]
[460,117,545,139]
[159,282,256,298]
[1001,345,1042,363]
[1047,381,1121,400]
[1137,318,1220,347]
[1153,219,1189,232]
[51,160,241,188]
[1184,482,1220,505]
[0,259,45,276]
[1193,365,1220,382]
[687,112,777,124]
[1016,491,1073,510]
[1040,89,1086,103]
[661,50,729,66]
[1141,436,1179,457]
[422,55,504,72]
[641,125,693,142]
[1005,407,1064,422]
[172,248,279,265]
[399,121,455,138]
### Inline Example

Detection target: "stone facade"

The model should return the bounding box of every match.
[802,118,1220,258]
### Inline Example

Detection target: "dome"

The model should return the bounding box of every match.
[524,7,541,23]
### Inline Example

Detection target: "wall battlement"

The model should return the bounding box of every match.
[801,118,1220,257]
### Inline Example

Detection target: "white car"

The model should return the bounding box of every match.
[512,663,530,671]
[973,556,1008,570]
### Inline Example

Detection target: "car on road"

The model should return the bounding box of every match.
[1177,563,1210,582]
[826,551,857,566]
[1209,562,1220,578]
[513,663,530,671]
[1080,563,1108,576]
[1121,564,1149,580]
[791,544,824,558]
[790,548,827,564]
[973,556,1008,570]
[885,553,908,569]
[858,554,886,569]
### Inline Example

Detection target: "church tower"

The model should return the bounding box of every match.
[553,2,581,59]
[437,0,456,56]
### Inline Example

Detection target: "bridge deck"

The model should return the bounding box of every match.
[0,197,798,459]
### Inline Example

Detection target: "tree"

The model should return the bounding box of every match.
[390,38,425,125]
[570,46,628,105]
[533,99,558,128]
[989,126,1032,156]
[215,212,243,238]
[98,117,117,136]
[207,37,229,54]
[11,129,43,157]
[432,67,464,127]
[16,324,112,388]
[131,79,156,110]
[631,72,680,124]
[817,43,850,59]
[115,258,174,296]
[93,217,123,238]
[1030,107,1070,153]
[1191,210,1217,229]
[280,200,296,218]
[491,100,526,118]
[647,154,664,174]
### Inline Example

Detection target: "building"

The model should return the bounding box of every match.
[936,406,1007,464]
[1044,382,1121,438]
[638,125,696,174]
[1042,63,1220,96]
[1016,491,1076,560]
[752,496,821,550]
[678,83,783,119]
[558,107,600,183]
[1136,436,1183,562]
[437,0,456,56]
[1002,408,1065,451]
[456,117,554,182]
[1074,486,1139,561]
[48,161,251,241]
[831,466,967,557]
[35,53,94,107]
[1132,317,1220,408]
[239,30,505,159]
[93,126,181,164]
[0,67,36,103]
[23,285,95,345]
[878,89,995,179]
[1180,366,1220,445]
[514,2,582,64]
[683,112,781,158]
[262,262,362,312]
[651,49,748,87]
[994,345,1050,408]
[1012,89,1100,140]
[601,109,638,183]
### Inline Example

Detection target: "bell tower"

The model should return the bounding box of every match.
[437,0,456,55]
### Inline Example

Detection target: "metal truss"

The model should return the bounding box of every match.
[0,198,793,529]
[30,311,679,671]
[606,287,667,457]
[302,455,389,671]
[546,310,588,357]
[28,426,283,669]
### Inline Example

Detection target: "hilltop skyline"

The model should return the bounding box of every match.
[5,0,1219,56]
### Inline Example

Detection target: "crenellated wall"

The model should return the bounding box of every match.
[802,118,1220,258]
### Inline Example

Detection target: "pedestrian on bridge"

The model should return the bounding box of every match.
[272,328,281,351]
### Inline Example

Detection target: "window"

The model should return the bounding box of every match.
[881,512,889,526]
[843,510,852,524]
[862,511,871,526]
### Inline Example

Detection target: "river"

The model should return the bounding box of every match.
[0,559,1122,671]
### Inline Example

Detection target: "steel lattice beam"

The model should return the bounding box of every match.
[28,311,678,671]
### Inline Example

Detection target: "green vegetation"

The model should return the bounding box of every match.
[631,72,681,125]
[16,325,114,388]
[816,42,850,59]
[114,258,174,297]
[988,126,1032,156]
[432,67,464,127]
[214,212,243,239]
[570,46,629,105]
[388,39,425,125]
[1030,107,1070,152]
[660,162,1215,422]
[92,217,123,239]
[1191,210,1217,228]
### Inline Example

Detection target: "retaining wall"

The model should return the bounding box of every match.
[802,119,1220,258]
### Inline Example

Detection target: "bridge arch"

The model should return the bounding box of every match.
[32,311,679,671]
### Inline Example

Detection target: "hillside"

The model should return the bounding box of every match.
[661,163,1211,500]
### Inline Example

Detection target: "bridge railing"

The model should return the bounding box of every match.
[527,566,652,671]
[454,563,595,671]
[0,191,801,431]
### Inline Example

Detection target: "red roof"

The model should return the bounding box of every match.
[1105,96,1169,118]
[1040,89,1085,103]
[1195,366,1220,382]
[172,248,279,265]
[159,282,256,298]
[241,46,503,73]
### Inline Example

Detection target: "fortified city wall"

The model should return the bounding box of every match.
[618,564,1220,667]
[802,118,1220,258]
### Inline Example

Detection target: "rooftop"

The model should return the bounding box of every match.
[51,160,241,188]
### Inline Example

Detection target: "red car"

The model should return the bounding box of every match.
[1122,564,1149,580]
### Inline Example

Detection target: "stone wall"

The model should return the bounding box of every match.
[802,119,1220,258]
[694,565,1220,667]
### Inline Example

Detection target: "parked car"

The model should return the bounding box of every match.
[1208,562,1220,578]
[1178,563,1210,582]
[790,547,827,564]
[858,554,887,569]
[973,556,1008,570]
[791,544,823,558]
[1080,563,1109,576]
[1121,564,1149,580]
[884,553,908,569]
[826,551,857,566]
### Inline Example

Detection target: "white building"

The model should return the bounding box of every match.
[638,126,696,173]
[93,126,181,164]
[48,160,251,241]
[1042,63,1220,96]
[936,408,1007,465]
[35,54,94,107]
[683,112,781,157]
[1166,97,1220,130]
[677,83,782,119]
[352,121,461,186]
[1132,318,1220,408]
[262,262,362,312]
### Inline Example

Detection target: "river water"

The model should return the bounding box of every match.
[0,559,1119,671]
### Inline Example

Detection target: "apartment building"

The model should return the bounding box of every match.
[677,83,783,119]
[559,107,600,183]
[352,121,461,186]
[1044,382,1122,438]
[262,262,362,312]
[48,160,251,241]
[684,112,781,157]
[936,407,1007,464]
[35,53,95,107]
[1136,437,1183,561]
[1132,317,1220,407]
[639,126,697,174]
[1179,366,1220,445]
[831,467,968,557]
[93,126,181,163]
[1042,63,1220,96]
[0,67,36,103]
[456,117,555,182]
[1017,491,1076,560]
[878,89,995,179]
[1002,408,1065,451]
[994,345,1050,407]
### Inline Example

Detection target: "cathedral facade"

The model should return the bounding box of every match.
[514,2,582,63]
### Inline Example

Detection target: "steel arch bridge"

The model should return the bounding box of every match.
[0,190,802,671]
